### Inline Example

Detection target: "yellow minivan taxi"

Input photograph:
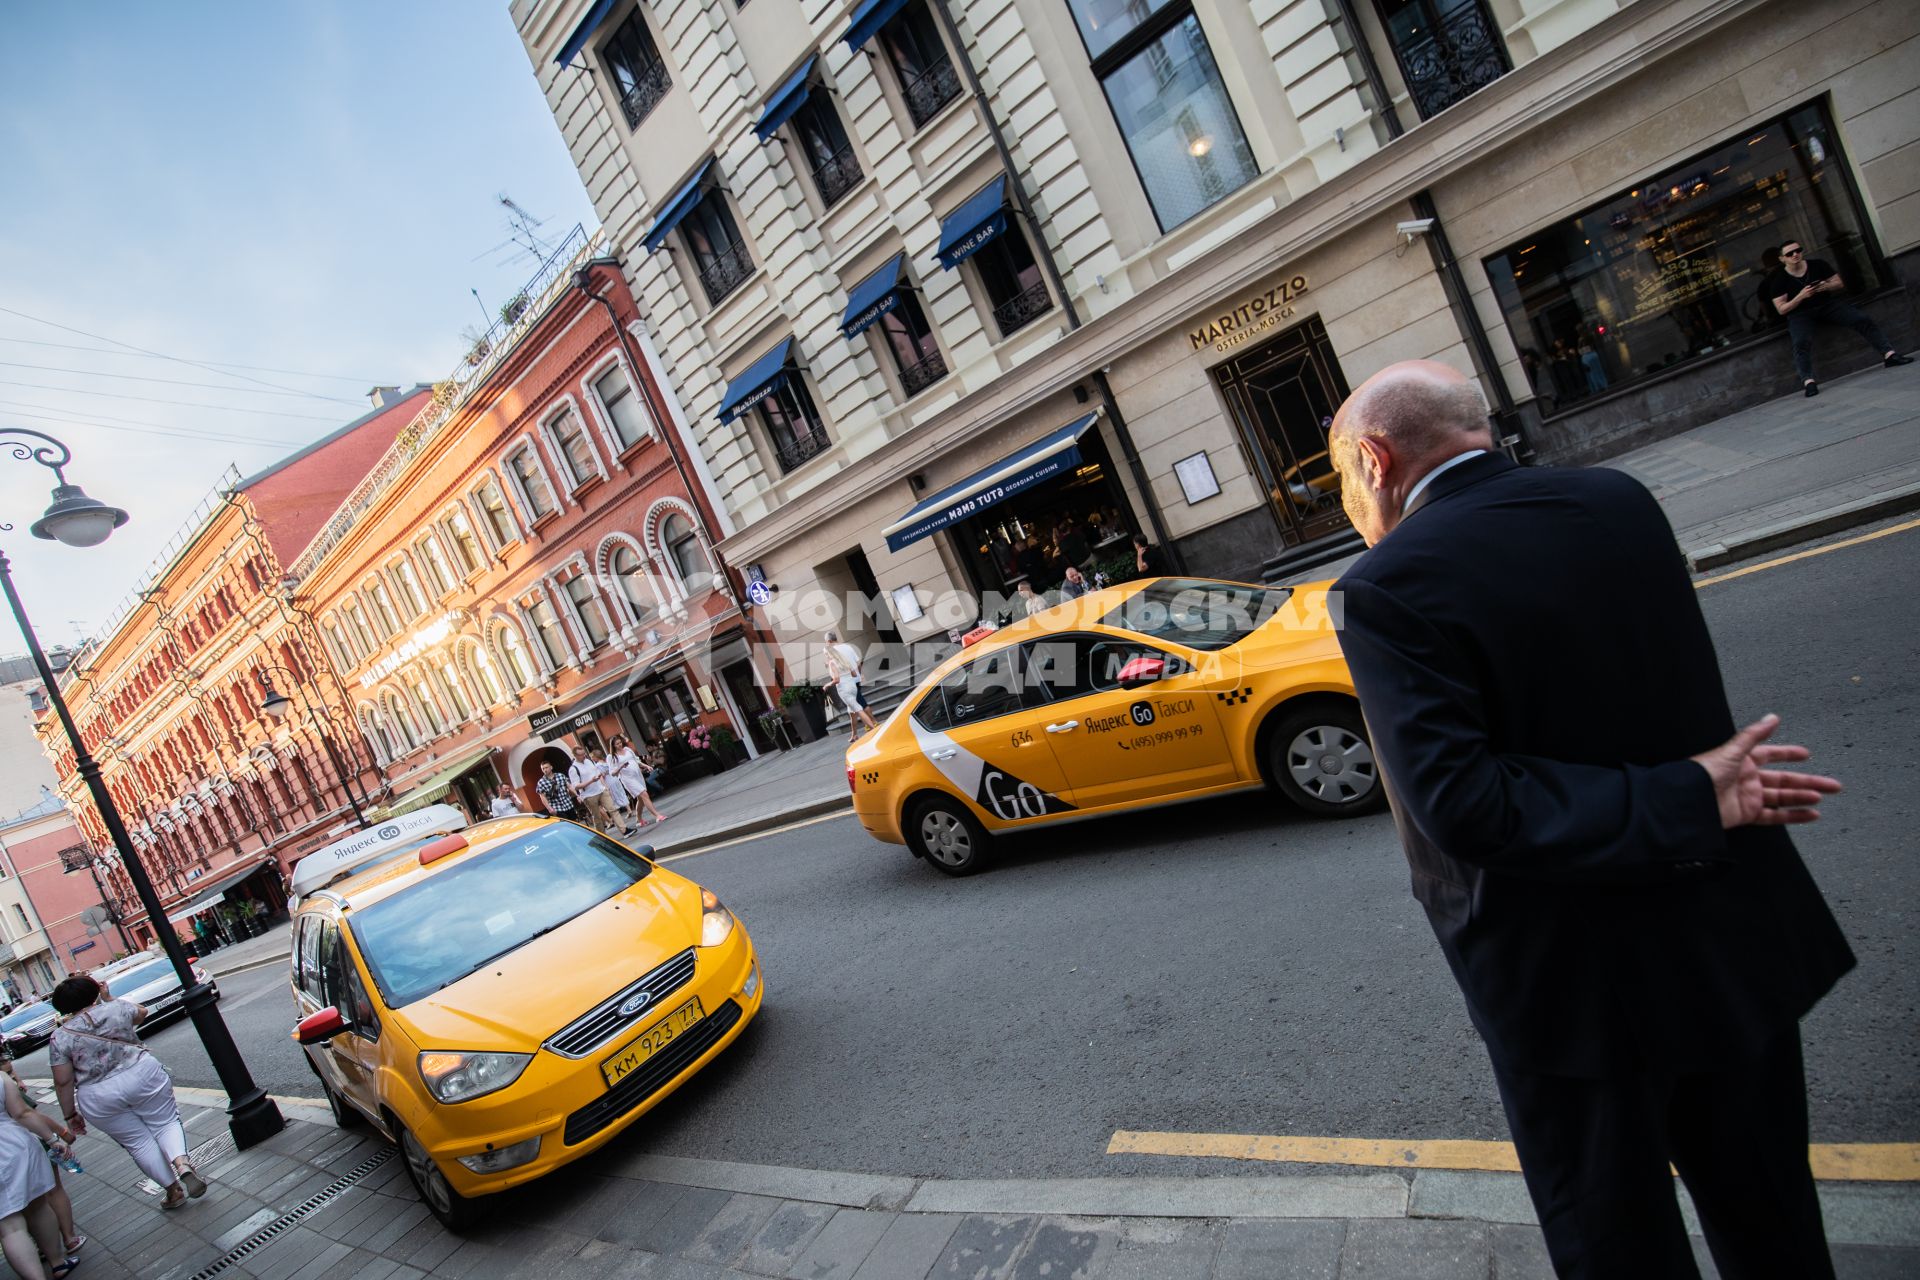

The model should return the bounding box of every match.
[288,812,762,1229]
[849,576,1383,874]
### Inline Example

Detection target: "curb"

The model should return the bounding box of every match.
[1685,481,1920,571]
[203,953,289,979]
[644,795,853,857]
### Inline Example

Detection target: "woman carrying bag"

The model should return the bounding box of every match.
[0,1074,81,1279]
[47,975,206,1211]
[611,736,666,829]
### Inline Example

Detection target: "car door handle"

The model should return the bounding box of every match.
[928,748,958,761]
[1046,721,1080,734]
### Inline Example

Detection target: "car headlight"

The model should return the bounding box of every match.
[417,1051,532,1104]
[699,888,735,948]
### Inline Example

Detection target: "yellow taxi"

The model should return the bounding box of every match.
[286,806,762,1229]
[849,576,1382,874]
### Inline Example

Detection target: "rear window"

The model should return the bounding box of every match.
[347,824,654,1008]
[1098,580,1289,651]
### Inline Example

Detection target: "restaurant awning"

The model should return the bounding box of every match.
[841,253,909,338]
[883,411,1101,552]
[389,746,500,816]
[716,338,794,423]
[529,661,666,743]
[755,58,817,141]
[642,159,715,253]
[936,175,1011,270]
[164,859,274,925]
[842,0,912,51]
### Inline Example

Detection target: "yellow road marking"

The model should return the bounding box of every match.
[1108,1131,1920,1182]
[1694,515,1920,588]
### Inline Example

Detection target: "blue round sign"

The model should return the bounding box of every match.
[746,580,773,607]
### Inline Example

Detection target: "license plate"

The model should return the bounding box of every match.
[600,997,705,1087]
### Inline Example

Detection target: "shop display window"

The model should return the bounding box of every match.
[1485,101,1880,413]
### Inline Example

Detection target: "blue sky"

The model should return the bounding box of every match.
[0,2,597,647]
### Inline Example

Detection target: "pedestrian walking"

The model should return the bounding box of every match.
[1325,359,1854,1276]
[1766,239,1911,395]
[533,759,581,821]
[48,975,209,1212]
[0,1049,80,1263]
[0,1075,78,1280]
[566,745,618,832]
[823,631,879,733]
[488,784,521,818]
[1016,580,1047,616]
[610,737,666,828]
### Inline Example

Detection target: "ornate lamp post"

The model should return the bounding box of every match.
[257,663,369,824]
[0,428,283,1148]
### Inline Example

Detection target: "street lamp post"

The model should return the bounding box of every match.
[0,428,283,1149]
[257,665,368,824]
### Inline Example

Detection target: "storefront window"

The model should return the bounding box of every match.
[1486,101,1879,413]
[951,428,1135,596]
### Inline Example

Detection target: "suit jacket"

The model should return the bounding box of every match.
[1334,454,1853,1077]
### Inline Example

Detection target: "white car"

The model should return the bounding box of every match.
[91,955,219,1032]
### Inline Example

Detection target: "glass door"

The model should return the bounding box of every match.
[1212,316,1352,548]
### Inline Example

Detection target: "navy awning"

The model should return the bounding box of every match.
[840,253,909,337]
[935,175,1011,270]
[717,338,795,423]
[755,57,818,141]
[643,159,714,253]
[883,412,1100,552]
[843,0,912,51]
[555,0,620,66]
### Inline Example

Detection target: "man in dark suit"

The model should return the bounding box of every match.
[1327,360,1854,1277]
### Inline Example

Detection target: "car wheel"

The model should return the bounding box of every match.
[907,796,992,876]
[318,1073,362,1130]
[398,1123,476,1232]
[1266,704,1386,817]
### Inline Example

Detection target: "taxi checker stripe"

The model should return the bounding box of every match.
[1214,688,1253,705]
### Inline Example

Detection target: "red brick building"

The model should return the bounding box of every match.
[0,795,125,987]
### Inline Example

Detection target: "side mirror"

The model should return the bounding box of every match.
[294,1006,349,1045]
[1115,655,1167,689]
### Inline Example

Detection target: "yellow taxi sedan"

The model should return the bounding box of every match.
[848,576,1381,875]
[288,813,762,1229]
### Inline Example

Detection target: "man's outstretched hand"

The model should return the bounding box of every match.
[1691,714,1842,829]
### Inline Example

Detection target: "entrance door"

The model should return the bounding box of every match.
[1213,317,1352,549]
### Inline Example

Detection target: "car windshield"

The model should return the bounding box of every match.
[1,1003,52,1030]
[347,824,655,1008]
[1098,580,1290,651]
[106,959,181,992]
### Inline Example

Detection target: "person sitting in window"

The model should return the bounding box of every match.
[1059,566,1091,600]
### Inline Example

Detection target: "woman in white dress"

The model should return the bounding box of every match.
[825,650,878,735]
[612,736,665,828]
[0,1074,78,1280]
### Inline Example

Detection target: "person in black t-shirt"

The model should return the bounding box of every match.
[1765,239,1910,396]
[1133,534,1166,579]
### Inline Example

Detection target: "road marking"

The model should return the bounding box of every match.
[1107,1131,1920,1182]
[657,807,852,862]
[1694,516,1920,588]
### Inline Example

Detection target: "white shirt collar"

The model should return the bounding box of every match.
[1403,449,1488,514]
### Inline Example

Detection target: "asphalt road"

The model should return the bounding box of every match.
[31,521,1916,1184]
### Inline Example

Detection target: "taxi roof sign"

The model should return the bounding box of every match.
[289,804,468,903]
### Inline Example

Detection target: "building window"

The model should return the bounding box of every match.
[473,478,518,548]
[757,379,832,474]
[388,557,426,619]
[547,408,600,489]
[1067,0,1258,230]
[346,603,375,654]
[880,3,962,128]
[468,643,505,705]
[1378,0,1510,122]
[410,679,444,736]
[365,581,399,639]
[972,229,1052,337]
[610,545,653,621]
[877,293,947,395]
[507,445,558,520]
[496,626,534,689]
[528,595,570,669]
[791,94,863,208]
[384,696,418,750]
[682,191,755,305]
[416,534,456,597]
[444,509,485,574]
[594,365,650,449]
[562,572,612,648]
[439,663,474,722]
[661,514,712,588]
[324,619,355,669]
[11,905,30,934]
[1484,102,1880,414]
[604,7,672,128]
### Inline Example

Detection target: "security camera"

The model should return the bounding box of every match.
[1397,218,1435,236]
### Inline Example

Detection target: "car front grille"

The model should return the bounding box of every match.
[562,998,741,1146]
[543,949,697,1059]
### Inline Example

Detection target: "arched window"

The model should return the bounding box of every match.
[662,513,711,587]
[463,641,505,706]
[409,677,444,736]
[357,706,388,763]
[438,662,474,722]
[382,694,418,750]
[610,544,652,620]
[495,625,534,690]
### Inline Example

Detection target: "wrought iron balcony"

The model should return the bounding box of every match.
[772,428,832,474]
[617,60,673,128]
[1394,4,1510,121]
[991,281,1053,337]
[810,147,864,208]
[696,240,756,304]
[902,58,962,128]
[898,348,948,396]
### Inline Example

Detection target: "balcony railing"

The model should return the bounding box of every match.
[697,240,756,304]
[902,58,962,128]
[772,428,832,474]
[1394,3,1510,121]
[991,280,1053,337]
[810,147,864,208]
[898,348,948,396]
[617,60,673,128]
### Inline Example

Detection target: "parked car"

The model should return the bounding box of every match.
[0,1002,59,1057]
[91,954,219,1033]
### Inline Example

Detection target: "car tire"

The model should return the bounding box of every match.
[1265,704,1386,817]
[906,795,993,877]
[398,1122,477,1232]
[318,1073,363,1130]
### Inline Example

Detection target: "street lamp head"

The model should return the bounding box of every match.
[30,483,130,548]
[261,687,294,721]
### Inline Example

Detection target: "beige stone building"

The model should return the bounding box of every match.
[515,0,1918,680]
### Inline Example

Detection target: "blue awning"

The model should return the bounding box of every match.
[642,159,714,254]
[843,0,912,51]
[717,338,795,423]
[755,57,818,141]
[555,0,620,66]
[840,253,910,337]
[883,412,1100,552]
[935,175,1010,270]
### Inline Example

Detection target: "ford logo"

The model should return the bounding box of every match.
[617,991,653,1018]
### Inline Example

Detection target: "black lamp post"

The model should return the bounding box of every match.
[257,664,368,824]
[0,428,283,1149]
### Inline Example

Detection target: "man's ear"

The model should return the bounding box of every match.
[1356,436,1392,490]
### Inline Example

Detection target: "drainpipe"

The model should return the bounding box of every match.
[1407,190,1529,459]
[927,0,1186,572]
[1327,0,1404,140]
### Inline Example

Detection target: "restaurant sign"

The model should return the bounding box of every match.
[1189,276,1309,353]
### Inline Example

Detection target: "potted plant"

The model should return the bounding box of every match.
[779,682,828,742]
[756,709,794,751]
[709,724,747,766]
[499,292,530,325]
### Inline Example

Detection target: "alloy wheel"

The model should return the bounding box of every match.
[1285,723,1379,806]
[919,810,972,867]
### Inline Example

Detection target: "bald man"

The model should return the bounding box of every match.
[1328,361,1853,1277]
